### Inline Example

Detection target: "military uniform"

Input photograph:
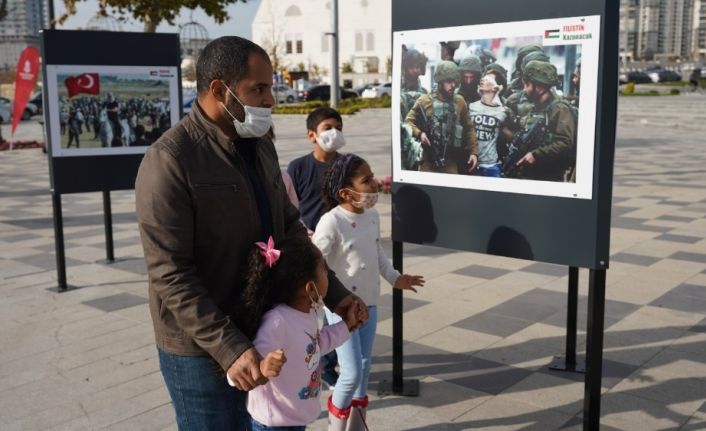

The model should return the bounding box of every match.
[506,51,552,118]
[400,49,429,170]
[405,61,478,174]
[516,61,577,182]
[507,45,545,97]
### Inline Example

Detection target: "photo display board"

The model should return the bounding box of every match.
[41,30,181,193]
[391,0,618,269]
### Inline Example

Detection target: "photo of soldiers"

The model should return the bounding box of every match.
[393,17,599,198]
[405,61,478,174]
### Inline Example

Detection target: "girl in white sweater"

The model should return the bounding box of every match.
[313,154,424,430]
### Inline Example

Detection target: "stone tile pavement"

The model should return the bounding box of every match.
[1,96,706,430]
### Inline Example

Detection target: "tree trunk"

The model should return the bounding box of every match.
[144,18,157,33]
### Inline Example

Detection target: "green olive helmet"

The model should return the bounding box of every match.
[434,60,461,84]
[515,45,544,70]
[402,48,428,71]
[523,60,558,87]
[458,55,483,74]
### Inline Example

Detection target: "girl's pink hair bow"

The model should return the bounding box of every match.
[255,236,281,268]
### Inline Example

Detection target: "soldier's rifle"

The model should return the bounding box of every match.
[416,104,446,170]
[501,118,547,178]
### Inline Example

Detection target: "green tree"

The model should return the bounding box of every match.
[60,0,248,33]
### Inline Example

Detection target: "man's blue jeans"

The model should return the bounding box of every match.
[476,163,502,177]
[158,348,251,430]
[324,306,378,409]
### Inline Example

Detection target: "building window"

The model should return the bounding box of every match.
[296,39,303,54]
[355,33,363,51]
[366,32,375,51]
[285,5,302,16]
[286,40,293,54]
[322,34,329,52]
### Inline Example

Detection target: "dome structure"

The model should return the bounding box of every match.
[85,14,123,32]
[180,21,210,59]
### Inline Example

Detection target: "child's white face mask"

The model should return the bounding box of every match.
[316,128,346,153]
[308,282,324,311]
[346,189,379,209]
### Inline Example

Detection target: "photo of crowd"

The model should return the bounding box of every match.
[56,73,172,150]
[399,37,581,183]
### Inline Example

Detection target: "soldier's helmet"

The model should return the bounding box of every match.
[515,45,544,71]
[521,51,551,70]
[402,48,428,71]
[523,60,558,87]
[484,62,507,78]
[458,55,483,74]
[434,61,461,83]
[479,48,497,65]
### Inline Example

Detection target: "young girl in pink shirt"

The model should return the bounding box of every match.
[233,236,361,430]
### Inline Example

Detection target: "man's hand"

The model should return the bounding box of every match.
[260,349,287,378]
[420,132,431,147]
[516,152,536,166]
[467,154,478,172]
[394,274,425,293]
[227,347,267,391]
[334,294,368,331]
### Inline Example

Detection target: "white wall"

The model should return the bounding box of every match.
[252,0,391,84]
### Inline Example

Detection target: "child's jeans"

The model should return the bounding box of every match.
[250,419,305,431]
[325,305,378,409]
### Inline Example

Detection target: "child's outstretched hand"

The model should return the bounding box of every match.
[260,349,287,378]
[394,274,425,293]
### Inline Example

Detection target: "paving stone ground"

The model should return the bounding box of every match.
[1,95,706,430]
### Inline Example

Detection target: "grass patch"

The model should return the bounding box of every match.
[273,97,391,115]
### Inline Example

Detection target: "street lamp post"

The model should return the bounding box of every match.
[330,0,339,108]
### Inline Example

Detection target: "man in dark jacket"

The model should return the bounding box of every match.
[135,36,367,430]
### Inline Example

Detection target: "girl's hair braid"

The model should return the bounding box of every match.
[321,153,367,211]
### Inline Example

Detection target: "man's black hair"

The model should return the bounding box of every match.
[306,107,343,132]
[196,36,270,95]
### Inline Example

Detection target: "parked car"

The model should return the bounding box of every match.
[29,91,43,115]
[272,84,298,104]
[302,85,358,101]
[353,83,377,96]
[647,69,682,83]
[0,97,11,124]
[1,96,38,121]
[362,82,392,98]
[619,71,652,84]
[183,94,197,115]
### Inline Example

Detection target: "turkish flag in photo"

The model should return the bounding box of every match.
[64,73,100,98]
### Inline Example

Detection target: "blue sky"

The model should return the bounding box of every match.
[54,0,260,39]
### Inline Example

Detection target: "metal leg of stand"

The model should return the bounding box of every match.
[378,240,419,397]
[98,190,115,263]
[549,266,585,373]
[583,269,606,430]
[51,190,68,292]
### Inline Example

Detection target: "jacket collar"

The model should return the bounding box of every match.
[189,99,236,153]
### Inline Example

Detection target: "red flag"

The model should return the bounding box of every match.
[11,46,40,136]
[64,73,100,98]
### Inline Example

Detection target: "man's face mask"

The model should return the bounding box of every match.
[316,128,346,153]
[220,82,272,138]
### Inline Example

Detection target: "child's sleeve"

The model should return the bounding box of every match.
[312,213,338,259]
[318,321,350,355]
[375,211,401,285]
[252,309,286,358]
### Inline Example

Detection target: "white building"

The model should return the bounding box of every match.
[251,0,391,87]
[0,0,49,69]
